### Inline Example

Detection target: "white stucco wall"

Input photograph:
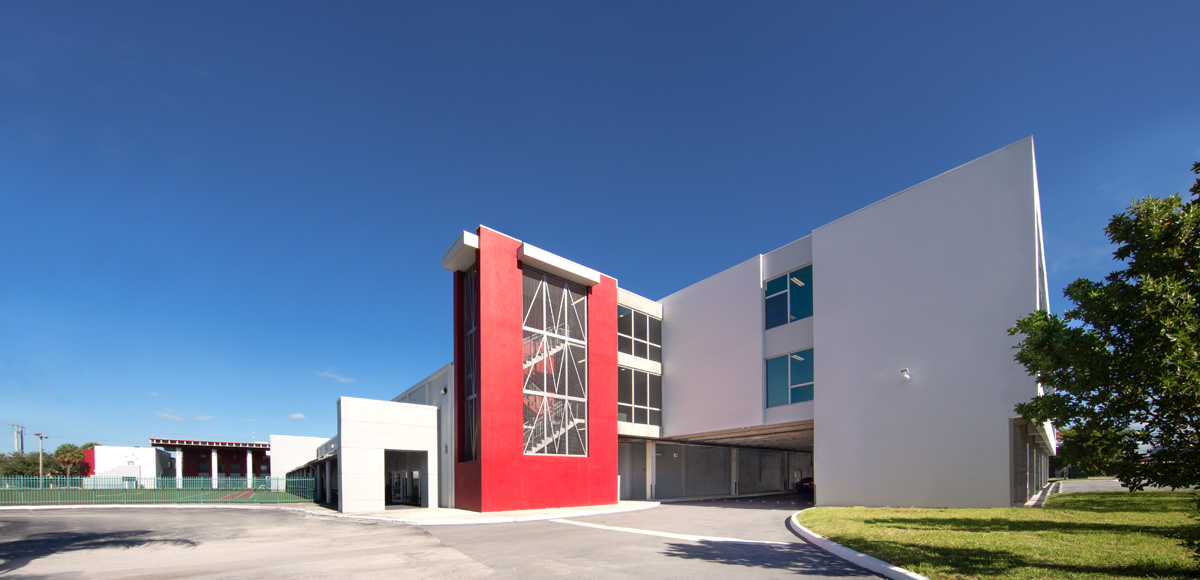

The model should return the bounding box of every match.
[269,435,327,479]
[337,396,439,513]
[812,137,1045,508]
[660,256,766,436]
[91,446,169,484]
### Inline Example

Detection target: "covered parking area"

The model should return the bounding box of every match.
[618,420,814,501]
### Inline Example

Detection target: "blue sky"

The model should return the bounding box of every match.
[2,2,1198,450]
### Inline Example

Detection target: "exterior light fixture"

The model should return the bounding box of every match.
[901,368,911,382]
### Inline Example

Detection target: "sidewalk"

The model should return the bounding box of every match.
[0,499,661,526]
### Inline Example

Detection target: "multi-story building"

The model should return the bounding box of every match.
[281,137,1055,513]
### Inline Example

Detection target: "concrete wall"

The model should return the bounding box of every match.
[660,256,766,436]
[812,137,1046,508]
[337,396,439,513]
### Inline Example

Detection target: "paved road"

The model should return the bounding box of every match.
[0,508,490,579]
[426,493,878,579]
[0,496,879,579]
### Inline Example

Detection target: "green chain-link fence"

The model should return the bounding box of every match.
[0,476,315,505]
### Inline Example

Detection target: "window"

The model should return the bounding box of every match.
[765,265,812,330]
[766,348,814,407]
[521,267,588,456]
[461,265,480,461]
[617,367,662,426]
[618,306,662,362]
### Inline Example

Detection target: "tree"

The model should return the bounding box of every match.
[1010,162,1200,492]
[0,452,60,477]
[1053,426,1129,477]
[53,443,83,477]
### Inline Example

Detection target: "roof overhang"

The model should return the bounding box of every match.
[518,242,602,287]
[150,438,270,450]
[442,231,480,272]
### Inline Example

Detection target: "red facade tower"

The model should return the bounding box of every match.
[450,226,617,512]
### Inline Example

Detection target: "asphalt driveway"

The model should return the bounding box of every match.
[425,493,878,579]
[0,495,878,579]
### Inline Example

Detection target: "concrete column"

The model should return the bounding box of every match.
[730,448,739,496]
[324,460,332,505]
[211,448,219,489]
[646,441,656,500]
[175,449,183,489]
[246,451,254,488]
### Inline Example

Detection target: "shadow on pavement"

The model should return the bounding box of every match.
[672,491,813,511]
[0,530,197,574]
[661,539,874,576]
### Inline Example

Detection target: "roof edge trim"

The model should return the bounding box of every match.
[442,230,480,271]
[518,243,602,286]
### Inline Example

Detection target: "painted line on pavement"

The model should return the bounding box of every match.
[551,518,790,545]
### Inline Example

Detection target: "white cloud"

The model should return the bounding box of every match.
[149,392,160,398]
[290,413,306,420]
[315,367,355,383]
[156,409,211,422]
[246,418,255,422]
[156,409,184,422]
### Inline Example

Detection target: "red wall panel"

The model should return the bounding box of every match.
[458,226,618,512]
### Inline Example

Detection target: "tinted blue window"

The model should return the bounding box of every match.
[766,294,788,329]
[789,266,813,321]
[766,355,789,407]
[765,275,787,296]
[617,306,633,335]
[790,384,814,403]
[789,348,814,386]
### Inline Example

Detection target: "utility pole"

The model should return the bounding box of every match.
[33,433,47,488]
[7,423,24,453]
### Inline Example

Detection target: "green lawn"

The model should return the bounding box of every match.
[797,491,1198,580]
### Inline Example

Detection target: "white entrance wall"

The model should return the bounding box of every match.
[268,434,327,491]
[337,396,439,513]
[391,363,455,508]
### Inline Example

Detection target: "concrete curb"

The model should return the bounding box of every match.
[0,501,662,526]
[788,509,929,580]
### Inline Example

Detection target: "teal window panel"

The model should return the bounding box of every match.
[790,384,813,403]
[766,355,789,407]
[766,294,788,329]
[789,266,813,321]
[765,275,787,296]
[789,348,814,386]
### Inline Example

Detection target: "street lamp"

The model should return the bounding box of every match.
[33,433,47,488]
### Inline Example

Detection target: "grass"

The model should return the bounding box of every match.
[797,491,1199,580]
[0,487,311,505]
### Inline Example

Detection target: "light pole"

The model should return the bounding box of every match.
[33,433,47,488]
